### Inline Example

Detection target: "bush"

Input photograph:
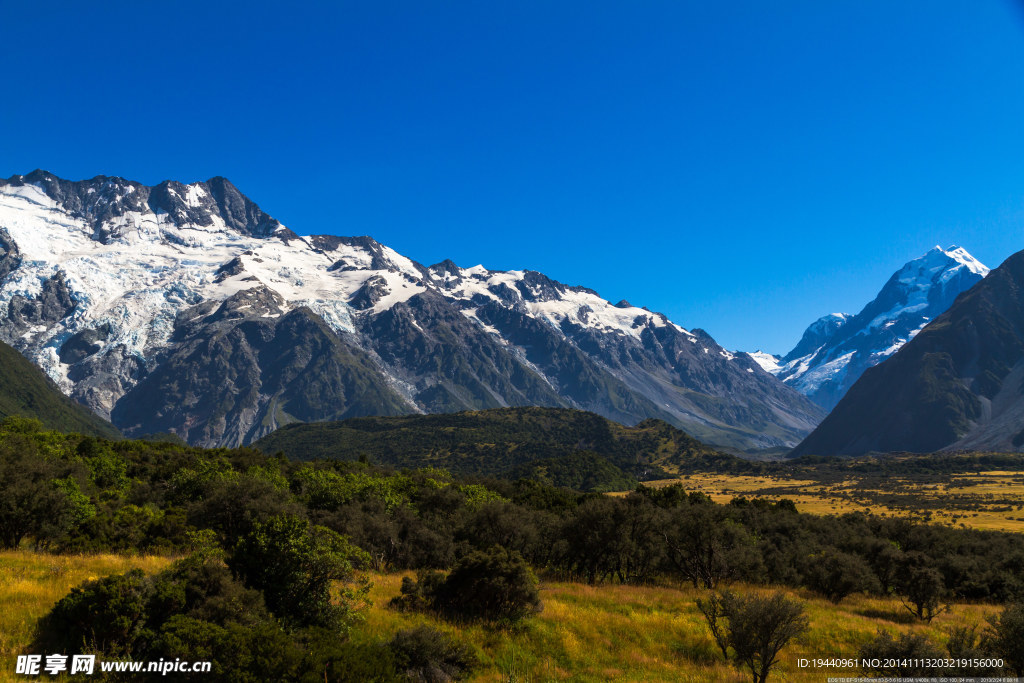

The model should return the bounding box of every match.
[390,571,445,613]
[228,515,370,631]
[983,603,1024,676]
[434,546,541,624]
[945,625,986,676]
[391,546,541,625]
[152,616,304,682]
[857,630,943,677]
[389,626,477,682]
[36,569,152,656]
[696,590,808,683]
[803,549,879,603]
[35,554,401,683]
[147,553,269,628]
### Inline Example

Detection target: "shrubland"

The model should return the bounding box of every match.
[2,415,1024,680]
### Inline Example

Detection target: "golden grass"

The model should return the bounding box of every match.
[619,471,1024,533]
[362,572,999,682]
[0,552,1006,683]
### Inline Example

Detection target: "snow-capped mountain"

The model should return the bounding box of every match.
[760,246,988,411]
[0,170,823,450]
[793,246,1024,456]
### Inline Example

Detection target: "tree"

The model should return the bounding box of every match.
[228,515,369,631]
[187,472,302,546]
[662,504,757,589]
[897,564,948,622]
[456,501,540,560]
[863,539,903,594]
[561,497,628,584]
[0,436,90,549]
[696,590,808,683]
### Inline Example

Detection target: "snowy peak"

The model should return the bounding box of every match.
[774,246,988,410]
[924,245,989,278]
[864,245,990,335]
[781,313,852,364]
[0,171,288,243]
[0,170,823,452]
[423,257,693,342]
[792,247,1024,456]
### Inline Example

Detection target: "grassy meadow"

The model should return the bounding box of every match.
[0,551,1004,682]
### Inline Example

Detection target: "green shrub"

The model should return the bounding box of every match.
[391,547,541,625]
[857,630,943,677]
[389,626,477,682]
[228,514,370,631]
[35,554,397,682]
[36,569,152,655]
[432,546,541,624]
[153,616,303,682]
[984,603,1024,676]
[390,571,445,613]
[147,553,269,628]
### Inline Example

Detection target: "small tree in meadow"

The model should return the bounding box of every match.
[696,590,808,683]
[389,626,477,682]
[897,564,948,622]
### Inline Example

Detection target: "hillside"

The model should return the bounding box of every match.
[254,406,737,485]
[0,340,119,438]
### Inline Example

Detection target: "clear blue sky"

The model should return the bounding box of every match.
[4,1,1024,354]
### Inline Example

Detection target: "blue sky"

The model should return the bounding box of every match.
[3,1,1024,354]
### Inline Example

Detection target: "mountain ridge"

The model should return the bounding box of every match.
[0,170,823,451]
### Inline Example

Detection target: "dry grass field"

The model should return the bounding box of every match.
[0,551,1003,682]
[362,573,1000,682]
[620,470,1024,533]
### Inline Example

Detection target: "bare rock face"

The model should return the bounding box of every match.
[0,170,823,452]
